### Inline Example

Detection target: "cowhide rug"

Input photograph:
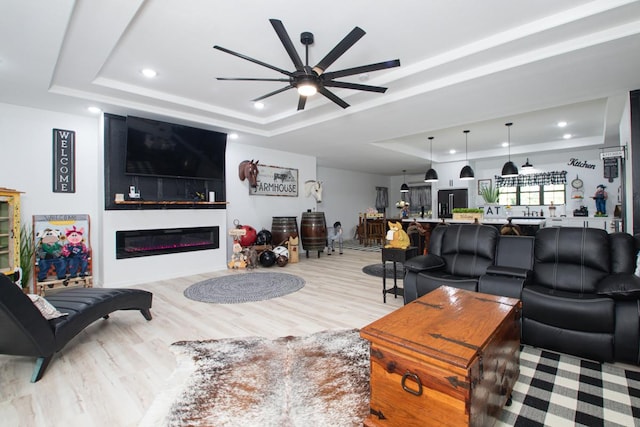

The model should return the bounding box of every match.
[139,329,369,427]
[141,328,640,426]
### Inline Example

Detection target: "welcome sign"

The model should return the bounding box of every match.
[249,164,298,197]
[53,129,75,193]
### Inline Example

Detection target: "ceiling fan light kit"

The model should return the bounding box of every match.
[501,122,519,177]
[297,82,317,97]
[214,19,400,110]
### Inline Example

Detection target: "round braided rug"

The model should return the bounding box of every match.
[183,272,305,304]
[362,263,404,279]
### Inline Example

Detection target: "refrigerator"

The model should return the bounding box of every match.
[437,189,468,218]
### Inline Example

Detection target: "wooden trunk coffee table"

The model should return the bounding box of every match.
[360,286,520,427]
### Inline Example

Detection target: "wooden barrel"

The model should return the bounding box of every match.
[271,216,299,246]
[301,212,327,251]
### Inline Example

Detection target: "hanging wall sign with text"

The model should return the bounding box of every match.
[52,129,75,193]
[603,157,619,182]
[249,164,298,197]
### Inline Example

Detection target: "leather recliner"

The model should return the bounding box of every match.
[403,224,640,365]
[521,227,640,364]
[404,224,499,302]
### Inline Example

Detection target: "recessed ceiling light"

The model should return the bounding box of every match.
[563,133,572,139]
[557,121,568,127]
[253,101,264,109]
[358,73,369,82]
[229,133,239,140]
[449,149,456,154]
[87,106,102,114]
[141,68,157,78]
[502,142,509,148]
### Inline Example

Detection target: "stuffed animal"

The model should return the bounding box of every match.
[228,242,247,269]
[62,226,90,278]
[36,228,67,281]
[385,221,411,249]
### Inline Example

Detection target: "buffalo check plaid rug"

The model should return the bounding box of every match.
[497,345,640,426]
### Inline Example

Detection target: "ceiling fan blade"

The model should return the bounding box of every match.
[251,85,294,102]
[322,59,401,80]
[313,27,366,74]
[297,96,307,111]
[269,19,304,71]
[213,45,294,77]
[217,77,291,82]
[323,81,388,93]
[318,87,350,109]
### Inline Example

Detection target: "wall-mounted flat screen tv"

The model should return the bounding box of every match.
[125,115,226,180]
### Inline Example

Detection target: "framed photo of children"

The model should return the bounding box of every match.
[33,214,92,290]
[478,179,491,195]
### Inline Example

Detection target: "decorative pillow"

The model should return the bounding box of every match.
[28,294,68,320]
[596,274,640,300]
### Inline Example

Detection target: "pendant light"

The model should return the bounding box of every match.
[400,169,409,193]
[501,122,519,177]
[522,158,533,169]
[424,136,439,182]
[459,130,475,180]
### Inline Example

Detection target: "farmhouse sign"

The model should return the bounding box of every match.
[53,129,75,193]
[249,164,298,197]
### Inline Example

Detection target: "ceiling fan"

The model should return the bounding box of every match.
[213,19,401,110]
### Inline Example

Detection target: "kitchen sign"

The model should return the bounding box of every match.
[567,158,595,169]
[53,129,75,193]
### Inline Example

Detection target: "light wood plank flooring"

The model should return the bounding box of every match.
[1,249,402,427]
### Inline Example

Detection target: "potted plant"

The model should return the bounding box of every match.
[452,208,484,221]
[480,183,500,204]
[19,223,35,292]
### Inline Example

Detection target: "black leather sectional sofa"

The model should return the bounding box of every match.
[403,224,640,365]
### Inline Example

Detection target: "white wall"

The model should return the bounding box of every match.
[0,102,394,288]
[102,209,227,286]
[225,144,317,257]
[3,100,633,287]
[390,162,471,220]
[0,103,103,282]
[317,167,390,238]
[391,148,626,222]
[620,96,633,233]
[473,148,622,218]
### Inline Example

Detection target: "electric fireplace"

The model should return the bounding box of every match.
[116,226,219,259]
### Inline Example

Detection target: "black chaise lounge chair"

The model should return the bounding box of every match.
[0,273,153,382]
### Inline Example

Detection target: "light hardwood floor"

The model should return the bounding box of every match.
[1,248,403,427]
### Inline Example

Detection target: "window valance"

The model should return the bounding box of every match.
[494,171,567,187]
